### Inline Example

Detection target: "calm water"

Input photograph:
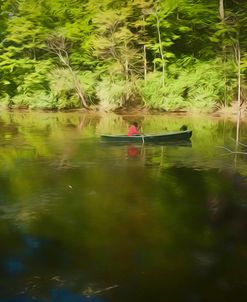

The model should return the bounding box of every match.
[0,112,247,302]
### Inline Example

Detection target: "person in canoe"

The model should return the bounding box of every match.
[128,122,141,136]
[180,125,188,131]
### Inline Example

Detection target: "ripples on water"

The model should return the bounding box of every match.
[0,112,246,302]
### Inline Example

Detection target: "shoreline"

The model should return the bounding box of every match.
[2,104,247,121]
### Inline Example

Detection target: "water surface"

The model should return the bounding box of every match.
[0,112,246,302]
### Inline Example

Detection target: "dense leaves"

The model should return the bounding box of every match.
[0,0,246,110]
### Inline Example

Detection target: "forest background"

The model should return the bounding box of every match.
[0,0,247,112]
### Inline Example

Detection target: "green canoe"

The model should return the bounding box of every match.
[101,130,192,143]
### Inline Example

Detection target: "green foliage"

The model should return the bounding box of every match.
[136,72,168,109]
[17,60,52,94]
[78,71,97,103]
[0,0,246,110]
[48,68,80,109]
[137,60,236,111]
[12,91,56,109]
[96,79,127,110]
[92,7,142,80]
[48,68,97,108]
[11,90,79,110]
[96,78,138,110]
[49,68,74,95]
[0,94,11,109]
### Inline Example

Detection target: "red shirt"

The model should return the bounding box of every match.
[128,125,141,136]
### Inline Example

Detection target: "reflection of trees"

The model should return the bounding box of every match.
[1,111,247,174]
[207,170,247,232]
[0,112,247,301]
[1,161,247,301]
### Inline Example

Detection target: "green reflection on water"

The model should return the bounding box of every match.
[0,112,246,302]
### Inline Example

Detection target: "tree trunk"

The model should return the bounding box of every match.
[142,16,147,85]
[234,41,241,166]
[236,44,241,149]
[219,0,227,107]
[234,41,241,116]
[125,58,129,82]
[219,0,225,21]
[237,44,241,115]
[144,44,147,85]
[58,52,89,109]
[155,9,165,87]
[47,36,89,109]
[223,54,227,107]
[73,75,89,109]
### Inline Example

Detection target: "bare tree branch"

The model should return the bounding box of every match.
[216,146,247,155]
[46,35,89,109]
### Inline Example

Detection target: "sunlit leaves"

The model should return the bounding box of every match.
[137,59,236,111]
[0,0,247,109]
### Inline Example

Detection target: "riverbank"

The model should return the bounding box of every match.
[2,101,247,124]
[98,101,247,121]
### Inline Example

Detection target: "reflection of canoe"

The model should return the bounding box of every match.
[101,130,192,143]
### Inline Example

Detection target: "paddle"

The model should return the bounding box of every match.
[141,135,145,144]
[139,126,145,144]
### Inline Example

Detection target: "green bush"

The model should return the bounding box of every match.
[12,91,57,109]
[0,94,11,109]
[96,78,138,110]
[136,72,187,111]
[12,90,81,110]
[136,59,236,111]
[78,71,97,105]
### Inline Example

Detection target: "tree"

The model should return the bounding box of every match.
[47,34,89,109]
[0,0,247,110]
[92,6,142,81]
